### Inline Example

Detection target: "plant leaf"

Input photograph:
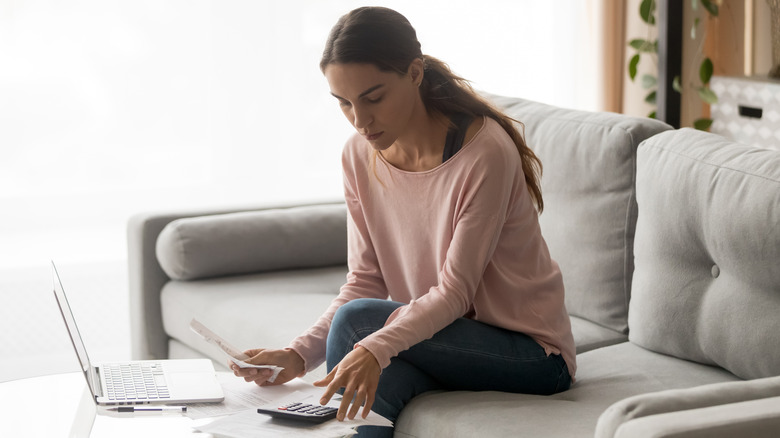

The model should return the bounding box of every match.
[701,0,719,16]
[629,54,640,81]
[699,57,714,84]
[672,75,682,93]
[648,111,657,119]
[642,74,657,89]
[698,87,718,104]
[629,38,656,53]
[691,17,699,40]
[645,90,657,104]
[693,118,713,130]
[640,0,656,25]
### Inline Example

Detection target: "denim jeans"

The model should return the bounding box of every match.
[326,298,572,438]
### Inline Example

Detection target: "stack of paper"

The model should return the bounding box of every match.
[187,374,392,438]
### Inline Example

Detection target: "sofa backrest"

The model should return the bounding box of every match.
[628,129,780,379]
[489,95,671,334]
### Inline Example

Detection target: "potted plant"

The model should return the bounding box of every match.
[627,0,719,130]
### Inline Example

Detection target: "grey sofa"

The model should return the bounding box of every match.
[127,95,780,437]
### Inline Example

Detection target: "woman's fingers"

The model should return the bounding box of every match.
[230,361,274,385]
[315,366,359,420]
[362,391,375,419]
[337,383,357,421]
[313,348,382,420]
[347,388,364,420]
[314,369,338,405]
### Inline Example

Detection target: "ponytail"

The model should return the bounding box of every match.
[420,55,544,213]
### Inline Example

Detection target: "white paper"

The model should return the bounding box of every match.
[194,408,356,438]
[189,318,283,382]
[193,383,393,437]
[184,374,313,420]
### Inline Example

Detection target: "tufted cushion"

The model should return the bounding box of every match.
[629,129,780,379]
[156,204,347,281]
[490,94,671,334]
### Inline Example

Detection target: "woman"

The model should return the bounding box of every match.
[232,7,575,437]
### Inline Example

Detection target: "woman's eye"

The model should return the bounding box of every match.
[338,100,351,108]
[366,97,382,104]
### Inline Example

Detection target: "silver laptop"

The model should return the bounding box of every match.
[51,261,224,406]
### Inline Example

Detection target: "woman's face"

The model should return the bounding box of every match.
[324,61,423,151]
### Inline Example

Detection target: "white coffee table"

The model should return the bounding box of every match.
[0,372,214,437]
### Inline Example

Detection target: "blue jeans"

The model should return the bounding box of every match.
[326,298,572,438]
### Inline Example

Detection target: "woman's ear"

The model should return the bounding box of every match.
[407,58,424,87]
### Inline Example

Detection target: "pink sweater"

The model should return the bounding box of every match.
[289,117,576,379]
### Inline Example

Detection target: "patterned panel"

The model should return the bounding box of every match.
[711,76,780,151]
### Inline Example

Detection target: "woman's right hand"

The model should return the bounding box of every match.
[229,348,306,387]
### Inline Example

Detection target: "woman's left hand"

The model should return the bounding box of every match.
[313,345,381,421]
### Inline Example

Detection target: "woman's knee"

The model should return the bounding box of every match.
[331,298,400,333]
[327,299,400,371]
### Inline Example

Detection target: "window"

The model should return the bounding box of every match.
[1,0,597,267]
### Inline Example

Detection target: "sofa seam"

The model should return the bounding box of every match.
[640,142,780,184]
[622,144,637,332]
[618,125,642,335]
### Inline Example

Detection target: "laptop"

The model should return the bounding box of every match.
[51,261,224,406]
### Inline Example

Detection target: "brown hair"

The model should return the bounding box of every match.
[321,7,544,212]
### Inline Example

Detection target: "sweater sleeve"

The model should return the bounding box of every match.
[287,139,389,372]
[357,138,520,369]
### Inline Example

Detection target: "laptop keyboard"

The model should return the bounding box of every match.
[103,362,170,401]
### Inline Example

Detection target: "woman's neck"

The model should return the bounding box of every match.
[382,111,450,172]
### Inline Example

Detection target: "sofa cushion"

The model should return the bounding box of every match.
[160,266,346,377]
[629,129,780,380]
[611,396,780,438]
[394,342,739,438]
[570,316,627,354]
[489,95,671,334]
[596,375,780,438]
[156,204,347,280]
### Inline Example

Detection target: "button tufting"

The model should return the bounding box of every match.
[711,265,720,278]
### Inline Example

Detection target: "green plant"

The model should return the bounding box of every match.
[627,0,719,130]
[628,0,659,119]
[674,0,719,130]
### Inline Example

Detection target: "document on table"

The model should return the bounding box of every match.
[190,318,283,382]
[185,373,314,420]
[193,385,393,438]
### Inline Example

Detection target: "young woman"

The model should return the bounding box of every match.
[231,7,575,437]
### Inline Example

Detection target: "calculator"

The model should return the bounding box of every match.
[257,402,339,424]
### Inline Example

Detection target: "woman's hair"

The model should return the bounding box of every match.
[321,7,544,212]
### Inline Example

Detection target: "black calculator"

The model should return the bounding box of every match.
[257,402,339,424]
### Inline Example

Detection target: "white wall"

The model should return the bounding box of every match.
[1,0,597,267]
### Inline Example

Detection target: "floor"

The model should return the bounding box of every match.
[0,260,131,382]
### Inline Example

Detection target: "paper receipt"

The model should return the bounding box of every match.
[189,318,284,383]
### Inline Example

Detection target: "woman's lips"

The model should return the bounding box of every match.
[365,131,383,141]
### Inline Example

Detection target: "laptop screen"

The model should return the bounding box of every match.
[51,261,97,395]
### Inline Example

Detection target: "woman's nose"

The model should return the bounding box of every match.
[352,106,372,130]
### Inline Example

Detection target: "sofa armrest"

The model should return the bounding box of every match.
[595,376,780,438]
[126,199,344,360]
[613,396,780,438]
